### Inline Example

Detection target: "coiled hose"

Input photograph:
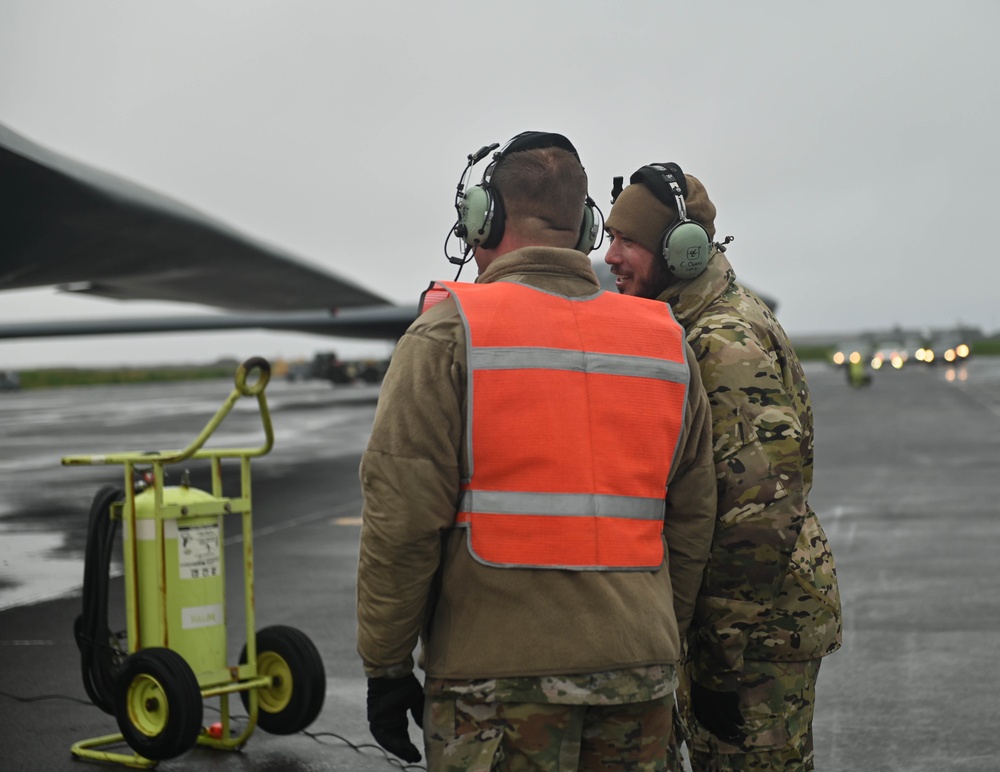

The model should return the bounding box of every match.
[74,484,125,715]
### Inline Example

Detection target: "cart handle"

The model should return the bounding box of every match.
[62,357,275,467]
[236,356,271,396]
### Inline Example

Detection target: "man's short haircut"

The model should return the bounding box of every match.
[490,147,588,238]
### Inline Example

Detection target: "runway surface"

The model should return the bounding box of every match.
[1,359,998,770]
[0,377,382,610]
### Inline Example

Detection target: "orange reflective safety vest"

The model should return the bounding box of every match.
[421,280,690,571]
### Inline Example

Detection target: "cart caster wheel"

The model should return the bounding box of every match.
[114,647,203,760]
[240,625,326,734]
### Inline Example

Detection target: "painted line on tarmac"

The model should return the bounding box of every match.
[953,382,1000,419]
[223,499,363,544]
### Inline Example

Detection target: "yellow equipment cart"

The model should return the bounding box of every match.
[64,357,325,767]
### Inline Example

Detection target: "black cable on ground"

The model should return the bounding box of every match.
[73,484,126,715]
[302,729,427,770]
[0,689,93,706]
[0,689,424,770]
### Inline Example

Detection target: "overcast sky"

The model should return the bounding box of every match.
[2,1,998,368]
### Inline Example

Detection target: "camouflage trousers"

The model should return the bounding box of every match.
[425,694,674,771]
[667,659,822,771]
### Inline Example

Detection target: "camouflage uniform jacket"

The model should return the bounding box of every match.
[357,247,718,703]
[658,250,842,692]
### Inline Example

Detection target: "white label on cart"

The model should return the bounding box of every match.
[134,520,157,541]
[182,603,224,630]
[177,523,221,580]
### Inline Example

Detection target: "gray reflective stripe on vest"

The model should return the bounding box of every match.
[458,490,665,520]
[469,347,689,384]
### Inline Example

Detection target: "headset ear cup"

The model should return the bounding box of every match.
[576,203,597,252]
[478,188,505,249]
[457,185,490,247]
[662,221,712,279]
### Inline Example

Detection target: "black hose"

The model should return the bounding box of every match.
[74,485,125,715]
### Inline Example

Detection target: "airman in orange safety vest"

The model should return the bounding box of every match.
[357,131,718,771]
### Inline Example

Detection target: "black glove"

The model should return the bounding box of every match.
[690,680,745,744]
[366,674,425,762]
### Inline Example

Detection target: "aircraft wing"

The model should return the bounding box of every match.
[0,247,777,341]
[0,305,419,341]
[0,122,777,344]
[0,122,389,311]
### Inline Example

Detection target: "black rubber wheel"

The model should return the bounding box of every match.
[113,647,203,761]
[239,625,326,734]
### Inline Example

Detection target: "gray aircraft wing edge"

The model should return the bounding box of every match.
[0,305,419,341]
[0,122,390,312]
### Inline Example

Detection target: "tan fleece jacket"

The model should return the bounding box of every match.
[357,248,717,679]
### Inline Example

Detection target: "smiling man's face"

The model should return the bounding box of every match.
[604,227,670,299]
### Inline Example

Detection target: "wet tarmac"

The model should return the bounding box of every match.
[0,378,382,610]
[1,360,999,770]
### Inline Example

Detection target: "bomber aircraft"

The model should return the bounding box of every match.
[1,122,772,350]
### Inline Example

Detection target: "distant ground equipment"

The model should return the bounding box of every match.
[286,351,388,385]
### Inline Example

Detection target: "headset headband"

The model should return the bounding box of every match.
[498,131,581,162]
[630,163,689,215]
[482,131,582,183]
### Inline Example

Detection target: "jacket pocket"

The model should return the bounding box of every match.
[788,513,841,614]
[746,514,843,660]
[714,409,788,530]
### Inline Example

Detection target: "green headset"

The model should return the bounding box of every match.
[627,162,711,279]
[449,131,601,263]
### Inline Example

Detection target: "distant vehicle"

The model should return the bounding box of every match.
[900,335,932,365]
[0,370,20,391]
[870,340,906,371]
[298,352,389,386]
[830,340,872,368]
[829,342,873,386]
[308,352,357,385]
[927,333,972,365]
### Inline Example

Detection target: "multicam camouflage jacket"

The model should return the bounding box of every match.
[658,250,842,692]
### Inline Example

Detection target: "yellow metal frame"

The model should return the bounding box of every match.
[64,358,276,768]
